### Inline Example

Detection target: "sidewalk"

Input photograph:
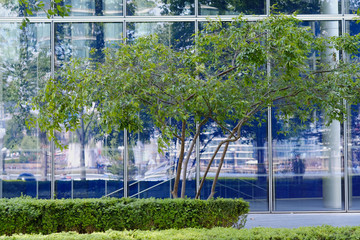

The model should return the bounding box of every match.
[244,213,360,228]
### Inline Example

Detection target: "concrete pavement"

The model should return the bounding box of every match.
[244,213,360,228]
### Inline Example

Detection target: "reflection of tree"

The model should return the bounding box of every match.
[0,23,50,179]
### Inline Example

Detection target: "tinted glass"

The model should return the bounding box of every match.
[271,0,341,14]
[0,23,50,198]
[199,0,265,15]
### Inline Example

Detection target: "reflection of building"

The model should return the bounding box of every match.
[1,0,360,213]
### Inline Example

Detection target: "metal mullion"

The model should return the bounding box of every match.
[342,17,349,212]
[195,0,198,17]
[50,7,56,199]
[266,0,270,15]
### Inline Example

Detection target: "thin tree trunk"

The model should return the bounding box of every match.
[180,120,207,198]
[208,141,230,199]
[195,123,241,199]
[79,118,86,181]
[195,140,227,199]
[171,120,186,198]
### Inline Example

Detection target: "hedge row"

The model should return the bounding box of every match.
[1,226,360,240]
[0,197,248,235]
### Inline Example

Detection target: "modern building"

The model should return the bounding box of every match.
[0,0,360,213]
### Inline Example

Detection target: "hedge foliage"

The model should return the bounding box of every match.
[1,226,360,240]
[0,197,248,235]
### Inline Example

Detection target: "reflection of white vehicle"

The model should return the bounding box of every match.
[142,162,174,181]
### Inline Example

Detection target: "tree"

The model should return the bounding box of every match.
[33,14,360,199]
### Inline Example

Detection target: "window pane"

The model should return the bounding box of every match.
[127,0,194,16]
[64,0,122,16]
[200,117,269,212]
[199,0,265,15]
[0,23,51,198]
[127,22,194,50]
[53,22,124,198]
[271,0,341,14]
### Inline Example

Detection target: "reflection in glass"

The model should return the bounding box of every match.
[128,110,176,198]
[63,0,122,16]
[347,21,360,210]
[55,22,123,62]
[0,0,51,17]
[127,0,193,16]
[0,23,50,199]
[273,110,344,211]
[127,22,194,50]
[271,0,340,14]
[53,22,124,198]
[199,0,265,15]
[199,117,268,211]
[346,0,360,14]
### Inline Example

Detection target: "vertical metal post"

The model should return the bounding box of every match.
[124,128,128,198]
[36,180,39,199]
[71,179,74,199]
[50,3,56,199]
[267,55,273,212]
[268,106,273,212]
[50,139,55,199]
[196,122,200,193]
[266,0,270,15]
[195,0,198,17]
[123,0,126,17]
[343,18,349,212]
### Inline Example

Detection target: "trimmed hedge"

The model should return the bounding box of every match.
[1,226,360,240]
[0,197,248,235]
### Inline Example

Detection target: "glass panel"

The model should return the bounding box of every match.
[199,0,265,15]
[348,105,360,210]
[345,0,360,14]
[346,21,360,210]
[55,22,123,61]
[127,22,195,50]
[128,110,176,198]
[199,117,268,212]
[126,22,195,198]
[127,0,194,16]
[54,22,123,198]
[271,0,341,14]
[63,0,122,16]
[273,110,344,211]
[0,0,51,17]
[0,23,50,198]
[273,21,343,212]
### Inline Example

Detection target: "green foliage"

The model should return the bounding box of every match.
[0,198,248,235]
[3,226,360,239]
[32,14,360,198]
[19,0,70,29]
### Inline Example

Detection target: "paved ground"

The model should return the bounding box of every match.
[244,213,360,228]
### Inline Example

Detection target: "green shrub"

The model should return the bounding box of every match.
[0,197,248,235]
[1,226,360,240]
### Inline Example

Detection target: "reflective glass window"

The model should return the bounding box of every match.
[0,0,50,17]
[346,0,360,14]
[199,0,265,15]
[53,22,124,198]
[127,0,194,16]
[199,117,269,211]
[0,23,51,198]
[346,21,360,210]
[273,21,343,211]
[127,22,195,50]
[64,0,122,16]
[271,0,341,14]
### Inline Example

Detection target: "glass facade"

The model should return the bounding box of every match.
[0,0,359,213]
